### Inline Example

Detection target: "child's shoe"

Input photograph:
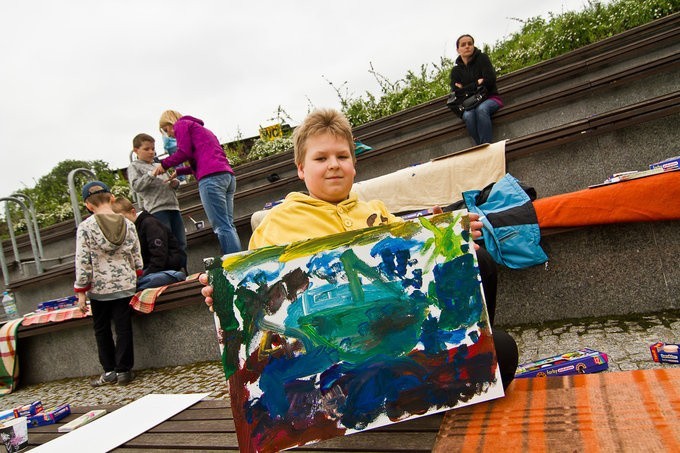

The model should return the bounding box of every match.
[117,370,135,386]
[90,371,117,387]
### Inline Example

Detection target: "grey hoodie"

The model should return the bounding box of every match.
[74,214,143,300]
[128,159,180,214]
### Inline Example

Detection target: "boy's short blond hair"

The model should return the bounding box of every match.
[159,110,183,132]
[86,192,114,208]
[111,197,135,215]
[293,108,355,166]
[133,133,154,149]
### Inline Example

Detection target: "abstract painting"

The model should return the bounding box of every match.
[205,211,503,452]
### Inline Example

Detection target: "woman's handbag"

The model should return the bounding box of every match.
[446,85,488,117]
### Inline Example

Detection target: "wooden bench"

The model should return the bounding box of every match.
[28,368,680,451]
[27,399,444,451]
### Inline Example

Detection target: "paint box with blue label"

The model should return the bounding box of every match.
[36,295,78,312]
[0,410,14,423]
[649,156,680,171]
[13,400,43,418]
[649,342,679,364]
[515,348,609,378]
[28,404,71,428]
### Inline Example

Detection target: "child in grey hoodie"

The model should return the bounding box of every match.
[127,133,187,257]
[75,181,143,387]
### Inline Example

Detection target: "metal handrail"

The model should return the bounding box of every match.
[67,168,96,226]
[0,197,43,284]
[11,193,44,259]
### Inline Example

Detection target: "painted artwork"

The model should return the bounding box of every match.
[205,211,503,453]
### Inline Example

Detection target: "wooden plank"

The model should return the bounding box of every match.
[169,407,232,421]
[294,431,438,451]
[121,432,239,449]
[29,403,445,451]
[148,420,235,433]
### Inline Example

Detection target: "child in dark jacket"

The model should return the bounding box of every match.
[112,197,186,290]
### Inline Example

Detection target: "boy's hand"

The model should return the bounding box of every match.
[468,212,484,251]
[199,273,214,312]
[76,293,88,314]
[152,165,166,177]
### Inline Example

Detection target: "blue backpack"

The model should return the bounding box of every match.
[462,173,548,269]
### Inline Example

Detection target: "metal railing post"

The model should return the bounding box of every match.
[68,168,96,226]
[3,204,21,266]
[0,197,43,275]
[11,193,44,259]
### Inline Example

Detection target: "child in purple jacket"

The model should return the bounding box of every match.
[154,110,241,254]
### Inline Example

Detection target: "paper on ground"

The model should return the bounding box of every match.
[31,393,209,452]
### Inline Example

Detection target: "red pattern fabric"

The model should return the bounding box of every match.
[21,307,91,326]
[0,318,25,395]
[130,273,201,314]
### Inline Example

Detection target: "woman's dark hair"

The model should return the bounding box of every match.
[456,34,475,48]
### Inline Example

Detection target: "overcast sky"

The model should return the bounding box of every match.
[0,0,593,198]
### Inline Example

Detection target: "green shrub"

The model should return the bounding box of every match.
[249,137,294,161]
[337,0,680,126]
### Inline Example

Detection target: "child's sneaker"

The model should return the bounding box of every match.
[117,370,135,386]
[90,371,117,387]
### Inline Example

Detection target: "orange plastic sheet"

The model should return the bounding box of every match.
[533,171,680,228]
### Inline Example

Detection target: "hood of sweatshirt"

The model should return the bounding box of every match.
[179,115,204,126]
[285,191,359,211]
[94,214,128,248]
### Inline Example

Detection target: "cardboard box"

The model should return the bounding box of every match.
[27,404,71,428]
[649,342,679,364]
[0,410,14,423]
[649,156,680,171]
[13,401,43,418]
[516,348,609,378]
[57,409,107,433]
[37,295,77,312]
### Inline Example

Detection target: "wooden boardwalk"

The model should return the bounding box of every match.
[27,399,444,451]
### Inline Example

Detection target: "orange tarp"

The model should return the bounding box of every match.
[534,171,680,228]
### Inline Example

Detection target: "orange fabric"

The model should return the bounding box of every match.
[433,369,680,452]
[533,171,680,228]
[21,307,90,326]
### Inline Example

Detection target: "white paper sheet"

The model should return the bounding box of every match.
[31,393,210,452]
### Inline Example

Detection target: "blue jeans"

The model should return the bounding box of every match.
[137,270,186,290]
[198,172,242,254]
[462,99,501,145]
[151,210,187,255]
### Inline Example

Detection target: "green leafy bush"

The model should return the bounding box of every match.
[248,137,294,161]
[2,160,128,236]
[337,0,680,126]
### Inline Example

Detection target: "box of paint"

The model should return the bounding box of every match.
[0,410,15,423]
[57,409,107,432]
[27,404,71,428]
[649,342,679,364]
[649,156,680,171]
[13,401,43,418]
[515,348,609,378]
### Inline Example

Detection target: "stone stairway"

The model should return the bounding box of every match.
[2,13,679,321]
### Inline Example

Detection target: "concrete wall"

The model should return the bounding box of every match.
[19,302,220,384]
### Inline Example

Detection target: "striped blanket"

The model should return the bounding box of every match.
[0,318,25,395]
[21,306,90,326]
[433,368,680,452]
[130,273,201,314]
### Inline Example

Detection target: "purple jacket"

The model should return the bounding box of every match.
[161,115,233,181]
